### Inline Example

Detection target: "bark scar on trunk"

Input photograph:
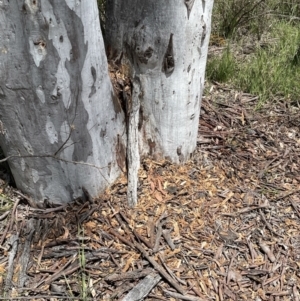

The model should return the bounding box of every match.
[201,16,207,47]
[162,34,175,75]
[202,0,206,13]
[184,0,196,19]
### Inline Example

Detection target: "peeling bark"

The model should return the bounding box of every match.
[127,78,141,207]
[0,0,125,205]
[106,0,214,163]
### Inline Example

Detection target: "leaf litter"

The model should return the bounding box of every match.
[0,82,299,300]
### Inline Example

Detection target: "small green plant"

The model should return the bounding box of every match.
[0,193,14,213]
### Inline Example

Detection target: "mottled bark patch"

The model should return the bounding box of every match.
[51,0,92,163]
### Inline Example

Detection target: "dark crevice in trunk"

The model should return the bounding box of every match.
[0,147,16,187]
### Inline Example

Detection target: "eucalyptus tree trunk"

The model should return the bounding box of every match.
[106,0,214,205]
[0,0,125,206]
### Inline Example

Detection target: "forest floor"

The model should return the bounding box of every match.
[0,82,300,301]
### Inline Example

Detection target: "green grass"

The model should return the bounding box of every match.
[77,227,92,301]
[206,46,237,83]
[239,22,300,103]
[207,0,300,105]
[207,21,300,105]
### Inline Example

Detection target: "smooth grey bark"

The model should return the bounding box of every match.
[106,0,214,163]
[0,0,126,205]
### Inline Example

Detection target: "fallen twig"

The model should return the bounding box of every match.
[276,189,300,201]
[290,200,300,219]
[259,240,276,262]
[162,229,175,250]
[0,210,10,221]
[158,254,186,286]
[134,241,186,295]
[259,209,283,237]
[0,199,20,246]
[106,268,154,282]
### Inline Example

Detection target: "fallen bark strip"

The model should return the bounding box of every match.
[18,227,35,287]
[5,234,19,291]
[122,273,162,301]
[127,78,141,207]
